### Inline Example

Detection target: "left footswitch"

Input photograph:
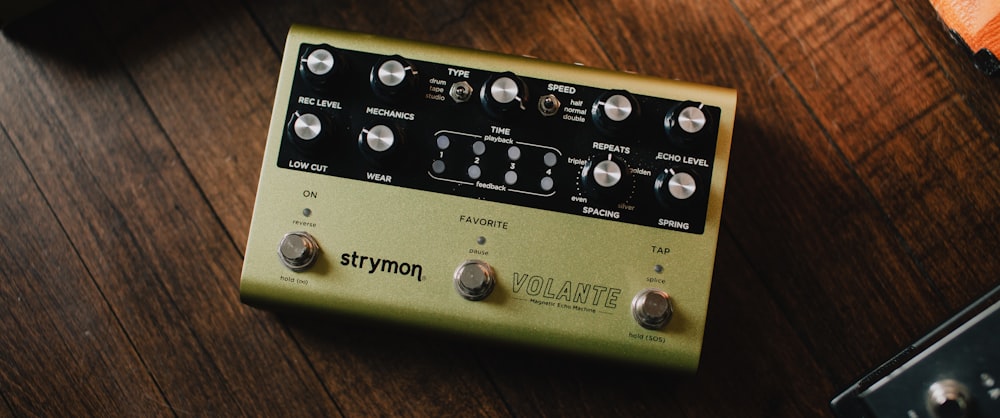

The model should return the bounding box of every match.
[277,231,320,271]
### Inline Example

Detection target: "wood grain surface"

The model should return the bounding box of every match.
[1,0,997,416]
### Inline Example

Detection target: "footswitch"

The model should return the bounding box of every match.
[240,25,737,371]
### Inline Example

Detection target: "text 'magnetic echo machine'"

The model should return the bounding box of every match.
[240,25,737,371]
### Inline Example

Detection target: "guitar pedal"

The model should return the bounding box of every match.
[240,25,737,371]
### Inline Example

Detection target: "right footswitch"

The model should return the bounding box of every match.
[632,289,674,330]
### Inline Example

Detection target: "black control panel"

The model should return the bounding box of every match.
[279,43,723,234]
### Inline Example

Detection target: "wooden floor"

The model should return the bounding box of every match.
[2,0,998,416]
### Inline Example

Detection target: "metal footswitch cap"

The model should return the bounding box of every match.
[454,260,496,301]
[632,289,674,329]
[278,231,320,271]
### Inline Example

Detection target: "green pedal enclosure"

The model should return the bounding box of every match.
[240,25,736,372]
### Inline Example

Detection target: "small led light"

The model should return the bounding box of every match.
[477,236,486,245]
[302,208,312,217]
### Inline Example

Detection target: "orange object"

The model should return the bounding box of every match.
[930,0,1000,75]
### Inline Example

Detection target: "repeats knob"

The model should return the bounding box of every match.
[665,101,710,147]
[592,90,640,134]
[358,124,403,165]
[299,45,343,88]
[481,72,528,119]
[371,56,417,100]
[278,231,320,272]
[453,260,496,301]
[631,289,673,330]
[581,154,632,201]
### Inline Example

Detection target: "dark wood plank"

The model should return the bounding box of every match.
[0,128,168,416]
[730,0,1000,311]
[108,1,515,415]
[0,7,341,416]
[571,0,952,387]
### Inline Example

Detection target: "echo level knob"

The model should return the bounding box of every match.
[581,154,632,201]
[299,45,343,88]
[371,56,417,100]
[358,124,403,164]
[654,168,699,206]
[287,112,331,149]
[592,90,640,134]
[453,260,496,301]
[481,72,528,119]
[665,101,710,147]
[278,231,319,272]
[632,289,673,330]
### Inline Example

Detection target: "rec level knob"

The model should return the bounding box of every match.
[481,72,528,119]
[278,231,320,272]
[592,90,640,134]
[631,289,673,330]
[299,45,343,88]
[581,154,632,201]
[371,56,417,100]
[665,101,710,147]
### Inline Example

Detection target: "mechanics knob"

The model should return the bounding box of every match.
[453,260,496,301]
[286,111,331,149]
[592,90,640,134]
[480,72,528,119]
[278,231,320,272]
[631,289,673,330]
[654,168,699,206]
[581,154,632,201]
[299,45,343,88]
[371,56,417,100]
[358,124,403,165]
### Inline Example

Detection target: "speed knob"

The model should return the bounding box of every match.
[371,56,417,100]
[358,124,403,165]
[665,101,710,147]
[581,154,632,201]
[287,111,331,149]
[299,44,343,88]
[592,90,640,134]
[480,72,528,119]
[654,168,699,206]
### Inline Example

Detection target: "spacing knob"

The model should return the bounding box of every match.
[481,72,528,119]
[453,260,496,301]
[581,154,632,201]
[299,45,343,88]
[358,124,403,165]
[371,56,417,100]
[278,231,320,272]
[665,101,710,147]
[592,90,640,134]
[632,289,673,330]
[654,168,699,206]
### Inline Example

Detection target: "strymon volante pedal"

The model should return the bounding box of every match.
[240,25,736,371]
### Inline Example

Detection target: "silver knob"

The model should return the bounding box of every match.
[631,289,673,329]
[278,231,319,271]
[490,76,520,104]
[377,59,408,87]
[453,260,496,301]
[304,48,335,76]
[601,94,634,122]
[676,106,707,134]
[591,159,623,188]
[363,124,395,152]
[667,171,697,200]
[292,113,323,141]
